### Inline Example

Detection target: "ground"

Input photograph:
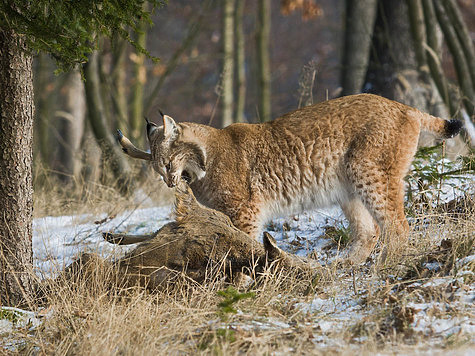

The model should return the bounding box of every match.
[0,161,474,355]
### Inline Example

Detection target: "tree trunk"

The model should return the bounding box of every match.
[54,70,86,185]
[111,35,128,133]
[33,53,54,168]
[421,0,454,114]
[256,0,271,122]
[130,10,147,143]
[221,0,235,127]
[83,51,133,193]
[0,29,35,307]
[433,0,474,117]
[442,0,475,88]
[366,0,466,154]
[366,0,441,113]
[234,0,246,123]
[340,0,378,95]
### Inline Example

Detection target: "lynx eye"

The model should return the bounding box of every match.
[165,162,171,172]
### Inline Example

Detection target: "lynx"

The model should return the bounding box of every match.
[118,94,462,263]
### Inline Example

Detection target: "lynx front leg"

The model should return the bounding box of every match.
[229,203,262,239]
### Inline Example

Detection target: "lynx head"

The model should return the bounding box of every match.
[118,113,207,187]
[127,114,205,187]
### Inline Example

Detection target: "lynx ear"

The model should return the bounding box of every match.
[163,115,180,141]
[263,232,283,261]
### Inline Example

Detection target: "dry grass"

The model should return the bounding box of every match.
[33,163,173,218]
[2,178,473,354]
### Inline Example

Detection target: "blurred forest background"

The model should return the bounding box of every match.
[30,0,475,191]
[1,0,475,309]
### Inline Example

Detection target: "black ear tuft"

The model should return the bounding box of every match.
[159,109,164,118]
[144,116,150,124]
[444,119,463,138]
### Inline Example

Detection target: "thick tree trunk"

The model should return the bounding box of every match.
[234,0,246,123]
[0,29,35,307]
[256,0,271,122]
[366,1,442,113]
[83,51,133,193]
[340,0,378,95]
[366,0,465,154]
[221,0,235,127]
[54,70,86,185]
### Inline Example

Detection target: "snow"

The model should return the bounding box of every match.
[33,206,173,278]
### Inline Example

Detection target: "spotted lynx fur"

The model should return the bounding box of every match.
[118,94,462,263]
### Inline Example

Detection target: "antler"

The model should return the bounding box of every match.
[117,129,152,161]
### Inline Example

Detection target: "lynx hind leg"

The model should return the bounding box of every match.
[340,196,380,264]
[346,161,410,261]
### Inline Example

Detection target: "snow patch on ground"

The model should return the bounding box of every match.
[33,206,173,278]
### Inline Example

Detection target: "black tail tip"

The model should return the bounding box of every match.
[445,119,463,138]
[116,129,123,141]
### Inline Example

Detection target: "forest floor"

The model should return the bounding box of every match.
[0,171,474,355]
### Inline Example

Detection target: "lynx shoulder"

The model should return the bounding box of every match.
[118,94,462,264]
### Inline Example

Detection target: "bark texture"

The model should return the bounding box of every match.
[0,29,35,306]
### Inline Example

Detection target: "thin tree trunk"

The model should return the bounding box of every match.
[0,29,35,307]
[221,0,235,127]
[33,53,53,168]
[407,0,427,68]
[433,0,474,117]
[442,0,475,88]
[54,70,86,184]
[83,51,133,193]
[111,35,128,132]
[256,0,271,122]
[421,0,454,114]
[130,9,147,143]
[234,0,246,123]
[340,0,378,95]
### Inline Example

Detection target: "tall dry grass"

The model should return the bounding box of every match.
[1,191,471,355]
[33,162,173,218]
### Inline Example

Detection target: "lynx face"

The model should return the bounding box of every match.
[147,117,206,188]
